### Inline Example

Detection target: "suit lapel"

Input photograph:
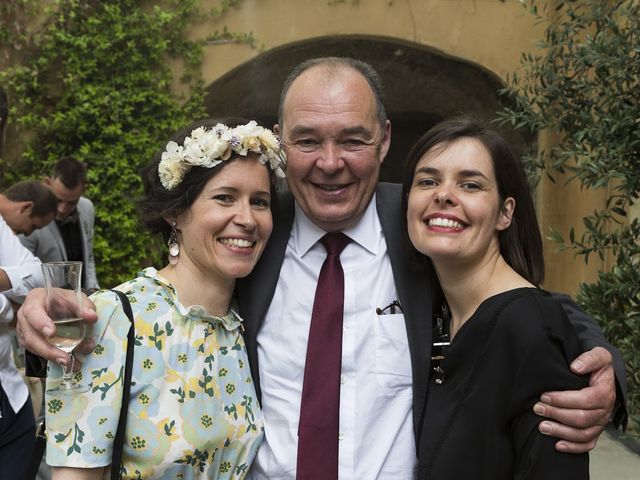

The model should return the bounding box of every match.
[77,198,91,264]
[79,215,89,261]
[237,192,295,399]
[376,183,435,439]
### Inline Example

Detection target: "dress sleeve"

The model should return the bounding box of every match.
[45,289,130,468]
[508,300,589,480]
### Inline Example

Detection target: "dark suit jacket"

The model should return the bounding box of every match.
[237,182,628,446]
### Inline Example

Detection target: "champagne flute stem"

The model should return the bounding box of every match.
[61,354,76,389]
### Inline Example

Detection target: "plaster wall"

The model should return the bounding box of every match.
[1,0,609,296]
[194,0,542,87]
[188,0,606,295]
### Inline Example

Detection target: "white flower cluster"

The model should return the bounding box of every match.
[158,121,287,190]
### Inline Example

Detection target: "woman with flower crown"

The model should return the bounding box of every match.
[44,118,286,479]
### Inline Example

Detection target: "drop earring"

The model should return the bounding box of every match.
[168,222,179,265]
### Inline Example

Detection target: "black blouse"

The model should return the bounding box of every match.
[417,288,589,480]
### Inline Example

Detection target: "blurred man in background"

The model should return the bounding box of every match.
[20,157,100,292]
[0,180,57,236]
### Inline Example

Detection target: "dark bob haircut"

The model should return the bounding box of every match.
[139,117,279,242]
[401,116,544,286]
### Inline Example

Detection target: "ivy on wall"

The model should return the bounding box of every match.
[1,0,255,287]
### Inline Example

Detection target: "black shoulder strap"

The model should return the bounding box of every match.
[27,420,47,480]
[110,289,135,480]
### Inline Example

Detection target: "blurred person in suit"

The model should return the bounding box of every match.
[20,157,100,292]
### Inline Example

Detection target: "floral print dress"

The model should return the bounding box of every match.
[45,267,264,479]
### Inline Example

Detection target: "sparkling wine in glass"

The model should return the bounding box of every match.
[42,261,89,395]
[47,317,87,353]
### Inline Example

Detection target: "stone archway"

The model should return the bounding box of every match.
[205,35,534,183]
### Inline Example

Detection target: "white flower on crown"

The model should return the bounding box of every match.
[258,128,279,150]
[159,141,190,190]
[185,126,207,143]
[235,121,263,154]
[158,121,287,190]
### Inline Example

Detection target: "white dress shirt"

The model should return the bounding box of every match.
[250,196,417,479]
[0,215,43,416]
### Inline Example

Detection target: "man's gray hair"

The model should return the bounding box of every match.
[278,57,387,130]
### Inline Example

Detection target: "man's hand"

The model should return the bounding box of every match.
[16,287,98,365]
[533,346,615,453]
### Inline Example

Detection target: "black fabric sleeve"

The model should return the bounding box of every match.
[510,329,589,479]
[551,292,628,429]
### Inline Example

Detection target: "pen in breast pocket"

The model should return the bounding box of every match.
[376,300,402,315]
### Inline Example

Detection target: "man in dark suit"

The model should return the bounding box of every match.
[237,57,625,479]
[16,57,625,479]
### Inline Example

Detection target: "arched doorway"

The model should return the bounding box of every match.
[205,35,534,183]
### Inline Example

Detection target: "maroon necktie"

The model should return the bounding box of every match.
[296,232,351,480]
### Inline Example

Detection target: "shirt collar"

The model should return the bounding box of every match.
[139,267,243,331]
[56,209,80,225]
[292,193,380,257]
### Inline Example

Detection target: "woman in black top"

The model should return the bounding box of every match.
[402,117,589,479]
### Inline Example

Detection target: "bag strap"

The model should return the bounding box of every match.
[26,419,47,480]
[110,289,135,480]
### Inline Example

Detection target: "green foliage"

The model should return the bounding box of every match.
[0,0,254,287]
[499,0,640,431]
[577,248,640,432]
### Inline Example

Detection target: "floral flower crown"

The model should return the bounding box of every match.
[158,121,287,190]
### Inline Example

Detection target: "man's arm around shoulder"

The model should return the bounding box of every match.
[553,293,627,429]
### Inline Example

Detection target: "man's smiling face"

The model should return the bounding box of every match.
[279,66,390,232]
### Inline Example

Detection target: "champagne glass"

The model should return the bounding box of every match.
[42,261,89,395]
